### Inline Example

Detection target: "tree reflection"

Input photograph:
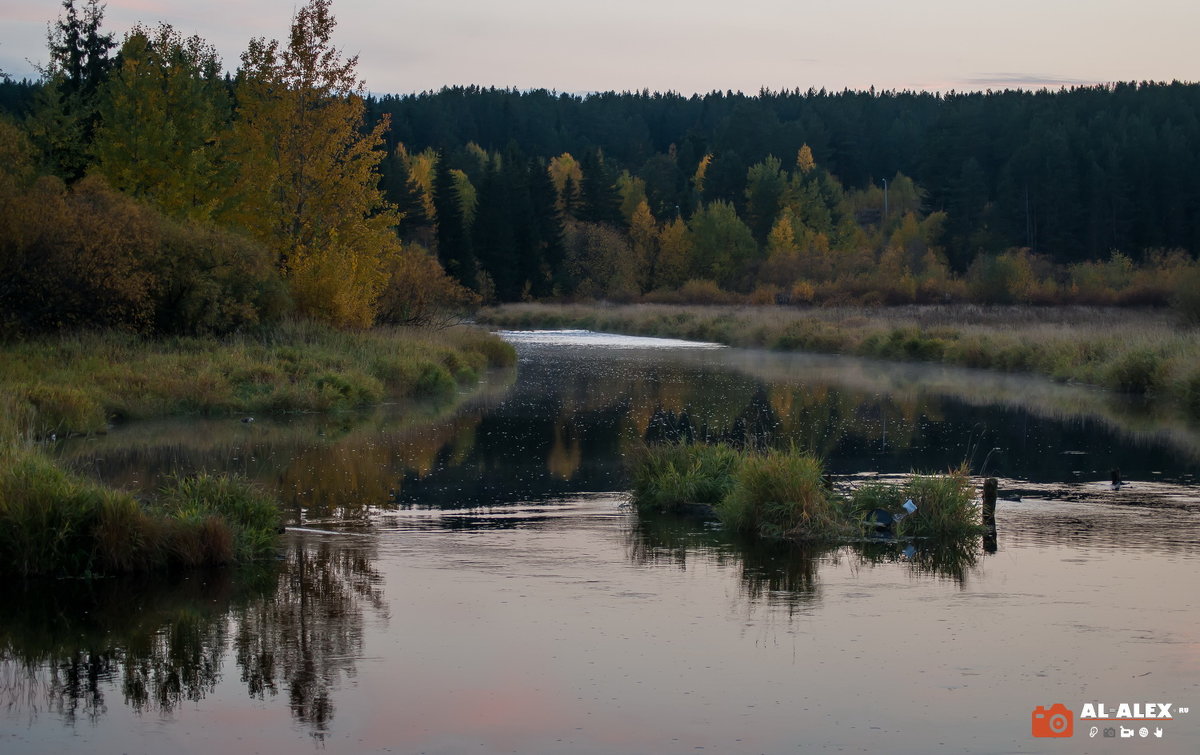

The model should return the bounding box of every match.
[233,539,386,740]
[0,536,385,739]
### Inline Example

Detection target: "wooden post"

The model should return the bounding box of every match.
[982,477,998,531]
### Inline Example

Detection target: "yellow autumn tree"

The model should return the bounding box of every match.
[629,200,657,292]
[547,153,582,211]
[654,216,692,290]
[222,0,395,327]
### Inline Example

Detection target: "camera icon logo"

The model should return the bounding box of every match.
[1032,703,1075,738]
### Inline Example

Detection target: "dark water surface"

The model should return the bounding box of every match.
[3,330,1198,753]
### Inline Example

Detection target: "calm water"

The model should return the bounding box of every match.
[3,331,1198,753]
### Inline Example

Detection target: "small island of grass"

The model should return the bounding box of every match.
[631,442,983,541]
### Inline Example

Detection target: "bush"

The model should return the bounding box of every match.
[1172,266,1200,326]
[677,279,739,305]
[376,243,480,326]
[153,220,288,335]
[1106,349,1165,395]
[967,251,1033,304]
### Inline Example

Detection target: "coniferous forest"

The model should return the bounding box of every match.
[2,0,1200,326]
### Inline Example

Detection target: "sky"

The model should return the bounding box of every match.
[3,0,1199,96]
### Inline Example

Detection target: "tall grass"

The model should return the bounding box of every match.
[480,303,1200,410]
[629,443,739,513]
[719,449,848,539]
[630,443,983,541]
[893,466,980,539]
[0,450,281,577]
[0,320,516,438]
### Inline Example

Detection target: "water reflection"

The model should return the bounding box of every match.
[0,534,385,739]
[56,335,1198,522]
[627,508,986,616]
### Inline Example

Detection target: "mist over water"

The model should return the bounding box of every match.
[3,331,1197,753]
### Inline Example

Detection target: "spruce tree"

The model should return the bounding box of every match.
[577,149,623,226]
[433,153,476,289]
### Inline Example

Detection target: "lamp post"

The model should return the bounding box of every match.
[881,177,889,220]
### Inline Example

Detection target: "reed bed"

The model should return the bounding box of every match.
[480,303,1200,409]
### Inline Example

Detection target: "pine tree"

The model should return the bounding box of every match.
[529,158,565,296]
[379,148,430,242]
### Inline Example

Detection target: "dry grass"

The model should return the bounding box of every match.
[480,303,1200,408]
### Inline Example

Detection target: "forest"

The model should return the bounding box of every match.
[2,0,1200,325]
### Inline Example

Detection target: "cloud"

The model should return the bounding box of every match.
[956,72,1104,90]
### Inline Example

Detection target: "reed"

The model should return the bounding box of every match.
[628,442,739,513]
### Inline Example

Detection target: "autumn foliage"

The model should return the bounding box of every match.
[2,0,473,336]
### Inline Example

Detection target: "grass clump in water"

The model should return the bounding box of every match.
[718,449,848,539]
[632,443,983,541]
[629,443,739,513]
[893,466,981,539]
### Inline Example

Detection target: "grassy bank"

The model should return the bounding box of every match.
[630,443,982,541]
[0,320,516,438]
[479,303,1200,409]
[0,444,280,577]
[0,320,516,576]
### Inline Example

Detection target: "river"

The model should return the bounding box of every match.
[2,330,1198,753]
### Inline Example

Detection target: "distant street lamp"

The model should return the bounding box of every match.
[881,177,889,220]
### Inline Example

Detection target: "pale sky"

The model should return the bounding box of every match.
[3,0,1198,95]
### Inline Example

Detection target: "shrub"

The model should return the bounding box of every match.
[967,251,1033,304]
[1172,266,1200,326]
[677,279,739,305]
[1106,349,1165,395]
[376,243,481,326]
[153,220,288,335]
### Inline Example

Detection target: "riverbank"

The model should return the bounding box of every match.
[1,320,516,438]
[0,321,516,576]
[478,303,1200,410]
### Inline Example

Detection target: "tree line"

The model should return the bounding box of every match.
[2,1,1198,320]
